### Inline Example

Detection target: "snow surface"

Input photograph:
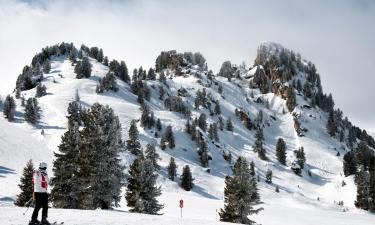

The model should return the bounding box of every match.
[1,56,374,224]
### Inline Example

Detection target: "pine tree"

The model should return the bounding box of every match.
[369,168,375,211]
[168,157,177,181]
[159,71,166,83]
[214,100,221,115]
[226,117,233,131]
[51,123,80,208]
[97,48,104,62]
[265,169,272,183]
[180,165,194,191]
[79,103,125,209]
[355,167,370,210]
[250,161,255,176]
[219,157,261,224]
[147,68,156,80]
[35,83,47,97]
[295,147,306,169]
[286,87,296,112]
[127,120,142,155]
[343,151,357,176]
[145,144,160,170]
[24,97,41,124]
[67,100,81,127]
[161,125,175,149]
[213,122,219,142]
[158,86,165,100]
[3,95,16,121]
[253,127,267,160]
[43,59,51,74]
[156,118,162,131]
[198,113,207,131]
[218,116,224,131]
[125,156,143,210]
[75,57,92,78]
[125,156,164,214]
[198,139,210,168]
[276,138,286,165]
[327,110,336,137]
[14,160,34,206]
[218,84,223,95]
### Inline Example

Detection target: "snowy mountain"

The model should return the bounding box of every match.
[0,42,374,225]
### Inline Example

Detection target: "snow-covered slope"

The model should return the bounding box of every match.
[0,44,374,224]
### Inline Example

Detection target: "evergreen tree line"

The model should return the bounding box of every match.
[3,95,41,124]
[343,141,375,211]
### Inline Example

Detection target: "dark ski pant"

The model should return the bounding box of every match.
[31,192,48,221]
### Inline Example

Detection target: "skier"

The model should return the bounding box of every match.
[29,162,50,225]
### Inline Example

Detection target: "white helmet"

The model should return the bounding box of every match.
[39,162,47,170]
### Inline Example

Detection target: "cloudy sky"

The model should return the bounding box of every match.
[0,0,374,132]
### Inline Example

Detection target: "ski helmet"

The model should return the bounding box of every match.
[39,162,47,170]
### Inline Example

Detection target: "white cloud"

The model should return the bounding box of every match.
[0,0,374,129]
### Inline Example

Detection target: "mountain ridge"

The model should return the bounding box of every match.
[0,42,374,224]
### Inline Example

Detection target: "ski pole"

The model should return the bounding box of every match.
[23,197,34,216]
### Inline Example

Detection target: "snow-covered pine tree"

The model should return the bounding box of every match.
[159,71,166,83]
[198,113,207,131]
[3,95,16,121]
[218,116,224,131]
[343,150,357,176]
[158,85,165,100]
[139,159,164,214]
[51,123,80,209]
[67,100,82,127]
[286,87,296,112]
[219,157,261,224]
[125,155,164,214]
[276,138,286,165]
[250,161,255,176]
[145,144,160,170]
[168,157,177,181]
[213,122,219,142]
[369,168,375,212]
[161,125,175,149]
[127,120,142,155]
[156,118,162,131]
[14,159,34,206]
[253,127,267,160]
[42,59,51,74]
[180,165,194,191]
[35,83,47,98]
[79,103,125,209]
[226,117,233,131]
[214,100,221,115]
[147,68,156,80]
[295,147,306,169]
[125,155,143,210]
[97,48,103,62]
[354,167,370,210]
[24,97,41,124]
[75,57,92,78]
[97,72,118,92]
[266,169,272,183]
[326,110,337,137]
[198,138,210,168]
[140,103,154,128]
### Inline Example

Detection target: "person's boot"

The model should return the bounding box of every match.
[41,217,50,225]
[29,219,40,225]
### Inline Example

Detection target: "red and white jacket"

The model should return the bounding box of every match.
[32,169,49,193]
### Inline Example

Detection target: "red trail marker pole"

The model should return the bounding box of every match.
[179,199,184,218]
